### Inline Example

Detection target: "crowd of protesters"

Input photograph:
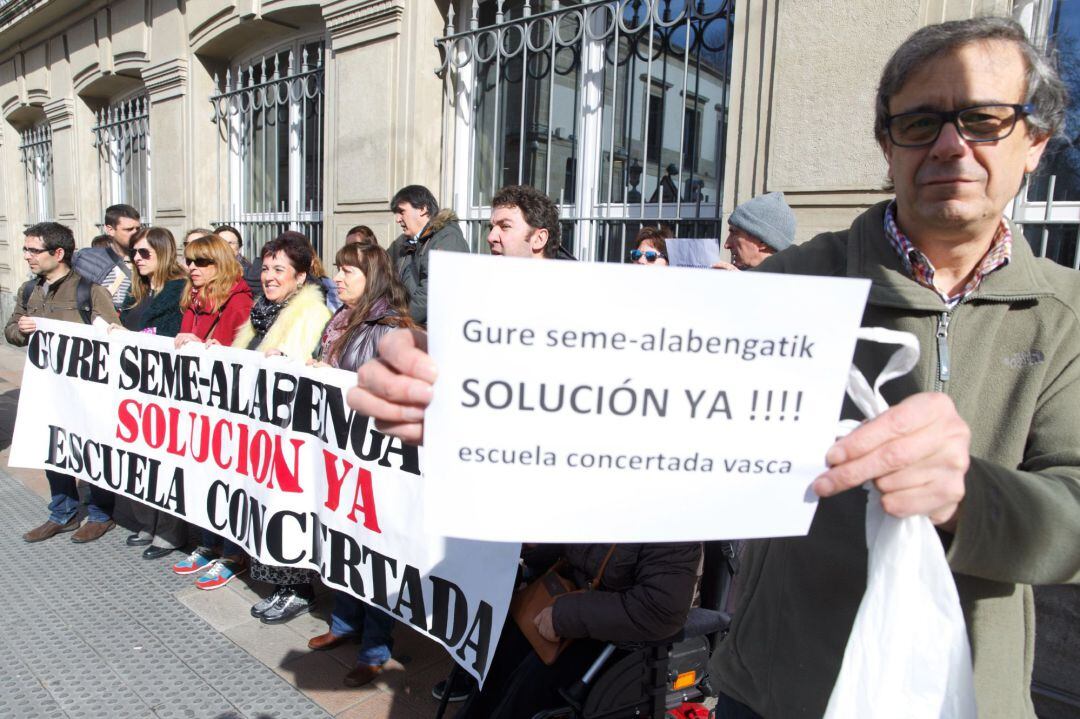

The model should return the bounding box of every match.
[5,181,716,707]
[6,204,422,690]
[6,15,1080,719]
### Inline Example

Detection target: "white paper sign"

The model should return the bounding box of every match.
[665,237,722,267]
[9,319,520,682]
[425,253,870,543]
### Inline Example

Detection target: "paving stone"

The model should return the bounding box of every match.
[0,468,329,719]
[177,584,261,633]
[334,692,439,719]
[275,650,379,714]
[0,653,67,719]
[181,644,260,681]
[237,691,329,719]
[223,620,314,668]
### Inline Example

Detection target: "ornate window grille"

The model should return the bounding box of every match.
[19,122,54,224]
[210,40,325,256]
[92,94,151,222]
[1010,0,1080,268]
[437,0,735,262]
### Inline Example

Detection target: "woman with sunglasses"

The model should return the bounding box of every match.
[302,236,415,687]
[227,232,331,623]
[169,234,254,589]
[119,227,187,337]
[114,227,190,560]
[174,234,254,348]
[631,226,672,266]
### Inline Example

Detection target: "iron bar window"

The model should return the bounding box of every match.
[19,122,54,224]
[437,0,735,262]
[1010,0,1080,268]
[210,40,325,257]
[92,94,151,221]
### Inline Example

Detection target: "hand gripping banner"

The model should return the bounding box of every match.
[9,319,521,683]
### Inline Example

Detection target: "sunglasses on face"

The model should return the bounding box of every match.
[185,257,215,268]
[130,247,152,260]
[630,249,666,262]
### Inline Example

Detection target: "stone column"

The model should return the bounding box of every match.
[143,57,190,239]
[43,97,77,225]
[320,1,448,254]
[322,1,408,254]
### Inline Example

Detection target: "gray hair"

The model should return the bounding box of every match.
[874,16,1067,145]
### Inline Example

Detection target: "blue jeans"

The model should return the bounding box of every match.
[330,591,395,666]
[46,470,113,524]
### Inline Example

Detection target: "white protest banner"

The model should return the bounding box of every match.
[9,319,520,682]
[425,253,870,543]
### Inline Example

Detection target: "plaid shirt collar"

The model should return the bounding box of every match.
[883,201,1011,307]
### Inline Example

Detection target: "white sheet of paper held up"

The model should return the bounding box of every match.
[665,237,722,268]
[424,252,869,543]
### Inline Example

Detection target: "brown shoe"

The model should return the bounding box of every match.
[308,631,351,651]
[23,517,80,543]
[71,519,116,543]
[343,663,382,688]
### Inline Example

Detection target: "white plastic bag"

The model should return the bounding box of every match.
[823,327,977,719]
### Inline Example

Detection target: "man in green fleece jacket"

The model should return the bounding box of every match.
[346,16,1078,719]
[707,17,1080,719]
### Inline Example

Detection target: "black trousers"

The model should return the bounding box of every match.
[462,621,610,719]
[714,692,764,719]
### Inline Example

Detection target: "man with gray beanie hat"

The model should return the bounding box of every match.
[715,191,796,270]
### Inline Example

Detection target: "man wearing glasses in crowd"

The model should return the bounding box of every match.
[6,223,120,544]
[73,203,141,311]
[351,17,1080,719]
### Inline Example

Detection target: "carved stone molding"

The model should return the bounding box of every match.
[143,58,188,102]
[42,97,75,130]
[324,0,403,48]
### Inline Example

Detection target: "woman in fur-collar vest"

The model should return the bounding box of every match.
[224,231,332,619]
[230,232,332,358]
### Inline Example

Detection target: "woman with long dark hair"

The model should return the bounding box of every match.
[303,237,415,687]
[120,226,187,336]
[115,227,189,558]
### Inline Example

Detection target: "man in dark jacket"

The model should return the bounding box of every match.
[387,185,468,325]
[394,186,691,710]
[73,203,140,311]
[460,542,701,718]
[214,224,262,300]
[8,223,121,544]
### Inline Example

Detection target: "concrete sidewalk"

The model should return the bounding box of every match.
[0,343,458,719]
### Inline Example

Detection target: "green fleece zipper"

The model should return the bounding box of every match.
[936,310,951,388]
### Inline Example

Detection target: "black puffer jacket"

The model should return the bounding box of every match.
[550,542,702,643]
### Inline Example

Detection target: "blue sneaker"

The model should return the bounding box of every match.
[195,558,246,590]
[172,548,217,576]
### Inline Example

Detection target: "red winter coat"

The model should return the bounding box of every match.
[180,279,253,346]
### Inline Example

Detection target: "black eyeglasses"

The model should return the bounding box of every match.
[185,257,215,268]
[885,104,1034,147]
[131,247,152,260]
[630,249,666,263]
[22,246,52,255]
